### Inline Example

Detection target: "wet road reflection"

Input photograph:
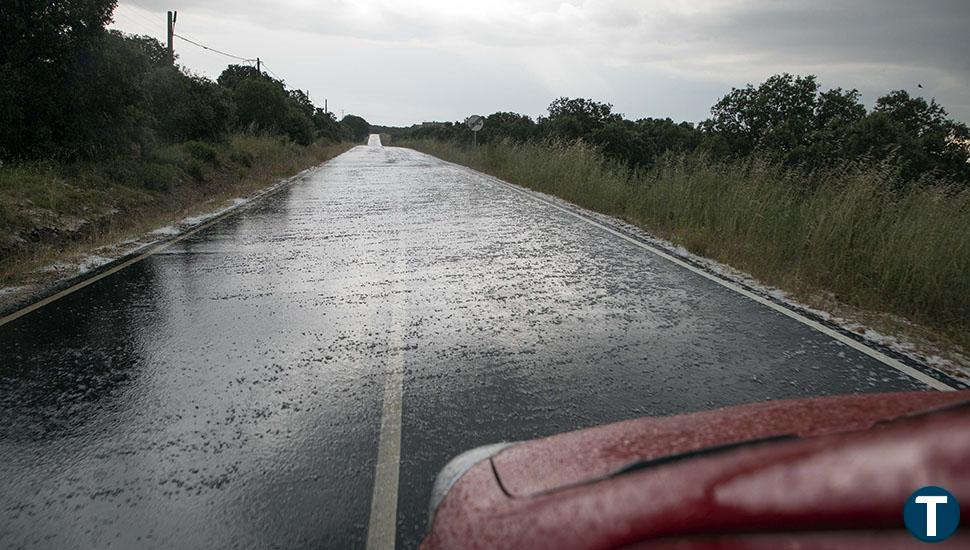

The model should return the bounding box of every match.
[1,140,930,548]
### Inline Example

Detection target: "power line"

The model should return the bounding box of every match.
[162,16,322,111]
[260,62,323,111]
[112,11,159,38]
[259,61,283,82]
[173,33,256,62]
[126,8,166,34]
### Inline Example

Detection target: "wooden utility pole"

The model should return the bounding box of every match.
[257,57,261,74]
[166,11,177,64]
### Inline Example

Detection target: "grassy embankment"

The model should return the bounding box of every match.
[0,135,351,287]
[402,138,970,356]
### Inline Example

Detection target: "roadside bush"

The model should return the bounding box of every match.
[136,162,183,192]
[185,159,208,182]
[148,69,233,143]
[313,110,344,142]
[100,157,182,192]
[232,78,289,135]
[283,105,316,146]
[182,141,221,166]
[229,149,254,168]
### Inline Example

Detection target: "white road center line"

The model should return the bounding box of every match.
[451,160,956,393]
[367,251,407,549]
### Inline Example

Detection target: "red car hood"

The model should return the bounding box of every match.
[491,392,967,497]
[424,392,970,549]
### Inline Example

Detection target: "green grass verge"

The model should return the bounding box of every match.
[0,135,352,284]
[401,138,970,354]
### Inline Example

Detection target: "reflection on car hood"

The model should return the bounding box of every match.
[491,391,968,497]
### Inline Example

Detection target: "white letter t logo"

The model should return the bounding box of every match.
[915,495,949,537]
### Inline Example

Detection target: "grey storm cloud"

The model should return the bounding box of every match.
[113,1,970,125]
[698,0,970,75]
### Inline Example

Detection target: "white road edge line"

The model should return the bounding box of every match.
[366,259,407,549]
[458,164,955,393]
[0,164,326,329]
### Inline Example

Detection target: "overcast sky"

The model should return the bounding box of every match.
[110,0,970,126]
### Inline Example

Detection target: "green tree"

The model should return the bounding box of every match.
[634,118,703,166]
[232,77,289,133]
[704,73,820,160]
[216,64,264,89]
[815,88,866,128]
[340,115,370,142]
[0,0,116,68]
[312,109,344,142]
[55,29,163,158]
[282,104,315,145]
[542,98,622,141]
[845,91,970,183]
[148,68,233,143]
[590,120,646,167]
[0,0,118,158]
[480,112,539,143]
[874,90,950,135]
[218,65,326,144]
[800,87,867,165]
[588,117,703,169]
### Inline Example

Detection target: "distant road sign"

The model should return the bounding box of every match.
[465,115,484,132]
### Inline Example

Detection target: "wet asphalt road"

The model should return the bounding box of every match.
[0,137,933,549]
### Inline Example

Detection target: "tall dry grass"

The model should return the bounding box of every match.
[402,138,970,348]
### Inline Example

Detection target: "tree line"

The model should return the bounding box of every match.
[393,74,970,186]
[0,0,370,163]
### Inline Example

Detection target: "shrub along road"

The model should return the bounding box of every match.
[0,137,951,549]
